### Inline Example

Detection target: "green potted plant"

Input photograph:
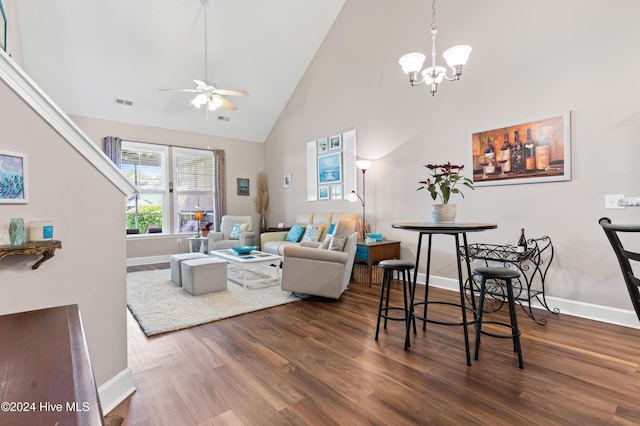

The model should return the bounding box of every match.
[417,162,474,222]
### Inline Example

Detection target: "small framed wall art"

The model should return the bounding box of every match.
[237,178,249,196]
[0,0,6,52]
[0,150,29,203]
[317,138,328,154]
[318,186,329,200]
[329,134,341,151]
[283,173,292,188]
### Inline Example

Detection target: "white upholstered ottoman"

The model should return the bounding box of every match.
[181,257,227,296]
[170,253,210,285]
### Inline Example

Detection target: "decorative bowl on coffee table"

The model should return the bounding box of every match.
[231,245,257,255]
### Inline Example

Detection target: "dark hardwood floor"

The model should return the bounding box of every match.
[114,265,640,425]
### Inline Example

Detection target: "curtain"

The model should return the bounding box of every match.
[104,136,121,167]
[213,149,226,232]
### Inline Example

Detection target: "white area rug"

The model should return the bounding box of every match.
[127,269,299,336]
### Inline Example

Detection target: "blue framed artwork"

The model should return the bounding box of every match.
[0,0,6,52]
[318,186,329,200]
[318,152,342,184]
[0,150,29,203]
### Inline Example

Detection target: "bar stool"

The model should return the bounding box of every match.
[375,259,415,341]
[473,266,524,369]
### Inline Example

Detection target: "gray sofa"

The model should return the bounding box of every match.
[260,212,358,255]
[281,231,358,299]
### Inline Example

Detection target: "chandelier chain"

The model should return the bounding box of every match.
[431,0,437,31]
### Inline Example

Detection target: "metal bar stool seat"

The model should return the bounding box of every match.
[375,259,415,341]
[473,266,524,369]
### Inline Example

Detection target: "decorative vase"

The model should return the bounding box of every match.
[9,218,26,245]
[432,204,457,223]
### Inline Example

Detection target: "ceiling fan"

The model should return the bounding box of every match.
[159,0,248,114]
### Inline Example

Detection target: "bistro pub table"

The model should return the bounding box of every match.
[392,222,497,365]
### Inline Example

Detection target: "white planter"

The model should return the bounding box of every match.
[432,204,457,223]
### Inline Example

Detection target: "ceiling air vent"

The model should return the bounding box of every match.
[217,116,230,122]
[114,97,133,106]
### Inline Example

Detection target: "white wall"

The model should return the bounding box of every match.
[265,0,640,316]
[71,115,266,260]
[0,80,129,392]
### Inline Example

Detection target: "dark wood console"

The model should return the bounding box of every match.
[0,305,105,425]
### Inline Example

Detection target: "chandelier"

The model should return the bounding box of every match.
[398,0,471,96]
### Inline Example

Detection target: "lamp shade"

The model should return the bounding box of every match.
[347,191,359,202]
[356,160,372,171]
[191,94,207,108]
[399,53,426,74]
[194,211,204,220]
[443,45,472,67]
[207,96,223,111]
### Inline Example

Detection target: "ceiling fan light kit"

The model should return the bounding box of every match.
[160,0,248,115]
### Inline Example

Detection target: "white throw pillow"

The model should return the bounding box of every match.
[328,233,347,251]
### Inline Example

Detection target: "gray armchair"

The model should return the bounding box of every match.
[281,232,358,299]
[208,215,256,251]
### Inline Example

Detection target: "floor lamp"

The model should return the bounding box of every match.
[348,160,372,237]
[194,211,204,238]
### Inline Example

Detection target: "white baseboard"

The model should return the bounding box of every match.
[99,368,136,414]
[419,273,640,330]
[127,255,171,266]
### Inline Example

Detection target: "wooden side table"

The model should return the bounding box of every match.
[354,239,401,285]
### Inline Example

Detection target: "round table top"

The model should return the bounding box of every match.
[392,222,498,233]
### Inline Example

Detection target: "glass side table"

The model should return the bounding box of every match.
[188,236,209,254]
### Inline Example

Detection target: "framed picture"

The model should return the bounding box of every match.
[331,184,342,200]
[317,138,328,154]
[329,134,342,151]
[318,186,330,200]
[318,152,342,184]
[237,178,249,196]
[469,112,571,187]
[0,0,6,52]
[283,173,292,188]
[0,150,29,203]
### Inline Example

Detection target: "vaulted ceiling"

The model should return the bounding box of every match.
[15,0,345,142]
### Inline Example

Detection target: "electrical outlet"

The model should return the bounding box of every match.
[177,239,182,246]
[605,194,625,209]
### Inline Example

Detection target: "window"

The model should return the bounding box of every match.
[119,141,216,235]
[121,142,168,234]
[173,147,215,233]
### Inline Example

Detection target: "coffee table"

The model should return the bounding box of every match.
[212,249,281,288]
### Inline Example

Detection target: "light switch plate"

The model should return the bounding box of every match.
[605,194,625,209]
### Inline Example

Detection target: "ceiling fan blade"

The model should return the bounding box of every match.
[214,89,249,97]
[158,88,200,93]
[216,95,238,111]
